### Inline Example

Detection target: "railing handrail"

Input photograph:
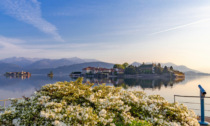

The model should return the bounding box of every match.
[174,94,210,115]
[0,98,22,108]
[174,95,210,98]
[180,101,210,105]
[174,95,210,104]
[0,99,11,102]
[0,98,22,101]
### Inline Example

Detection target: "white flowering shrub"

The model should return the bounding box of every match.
[0,78,199,126]
[0,105,4,111]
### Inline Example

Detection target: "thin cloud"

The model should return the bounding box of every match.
[0,36,21,50]
[22,42,120,51]
[0,36,30,51]
[0,36,42,58]
[0,0,64,42]
[150,18,210,35]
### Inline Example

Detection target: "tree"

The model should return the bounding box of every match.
[154,66,162,74]
[113,64,124,69]
[122,62,129,69]
[48,71,53,79]
[124,65,137,75]
[48,71,53,75]
[170,66,173,70]
[158,63,161,67]
[163,66,168,73]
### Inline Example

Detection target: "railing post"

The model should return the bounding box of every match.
[198,84,209,125]
[4,100,6,108]
[174,95,176,103]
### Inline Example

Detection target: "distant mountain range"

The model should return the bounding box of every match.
[0,62,22,74]
[0,57,209,75]
[161,62,210,75]
[29,62,114,75]
[161,62,199,73]
[25,58,99,69]
[0,57,98,69]
[0,57,99,74]
[0,57,41,67]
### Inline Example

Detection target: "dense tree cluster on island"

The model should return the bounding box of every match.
[113,63,184,76]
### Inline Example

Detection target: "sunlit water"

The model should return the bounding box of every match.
[0,74,210,116]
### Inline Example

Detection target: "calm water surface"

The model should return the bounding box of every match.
[1,74,210,116]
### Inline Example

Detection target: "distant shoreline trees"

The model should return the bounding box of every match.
[113,62,129,69]
[113,63,184,76]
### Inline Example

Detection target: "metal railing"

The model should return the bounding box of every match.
[174,95,210,112]
[0,98,22,108]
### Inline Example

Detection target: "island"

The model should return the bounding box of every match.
[4,71,31,79]
[71,63,185,79]
[47,71,54,78]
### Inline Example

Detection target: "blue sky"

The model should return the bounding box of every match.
[0,0,210,72]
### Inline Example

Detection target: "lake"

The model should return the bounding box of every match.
[0,74,210,116]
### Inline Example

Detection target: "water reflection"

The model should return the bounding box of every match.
[81,77,185,90]
[0,75,184,100]
[0,75,72,101]
[0,75,185,92]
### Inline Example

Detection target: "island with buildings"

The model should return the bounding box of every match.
[70,63,185,79]
[4,71,31,79]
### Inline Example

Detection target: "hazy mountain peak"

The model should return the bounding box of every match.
[1,57,41,62]
[131,62,141,66]
[162,63,201,73]
[0,57,99,69]
[0,57,42,67]
[25,57,100,69]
